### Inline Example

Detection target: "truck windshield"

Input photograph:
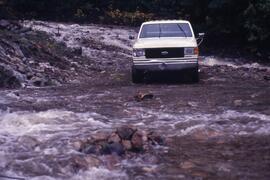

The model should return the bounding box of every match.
[139,23,193,38]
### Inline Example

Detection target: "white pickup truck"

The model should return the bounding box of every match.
[131,20,204,83]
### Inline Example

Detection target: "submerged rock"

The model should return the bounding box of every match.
[17,136,39,150]
[234,99,243,107]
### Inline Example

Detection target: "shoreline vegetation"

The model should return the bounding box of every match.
[0,0,269,61]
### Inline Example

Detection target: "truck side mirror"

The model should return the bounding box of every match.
[198,33,205,37]
[129,35,135,40]
[196,33,205,46]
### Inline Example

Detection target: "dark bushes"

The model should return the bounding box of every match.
[0,0,269,60]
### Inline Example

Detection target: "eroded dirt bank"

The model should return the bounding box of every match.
[0,21,270,180]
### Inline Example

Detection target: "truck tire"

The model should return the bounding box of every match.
[191,67,199,83]
[132,67,142,83]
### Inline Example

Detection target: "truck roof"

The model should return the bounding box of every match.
[142,20,190,25]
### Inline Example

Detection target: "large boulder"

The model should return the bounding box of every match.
[0,64,23,88]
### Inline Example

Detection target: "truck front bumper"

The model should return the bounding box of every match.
[133,57,198,71]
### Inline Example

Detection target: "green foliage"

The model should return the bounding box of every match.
[243,0,270,42]
[106,9,154,26]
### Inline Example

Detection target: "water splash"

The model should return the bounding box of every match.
[201,56,270,71]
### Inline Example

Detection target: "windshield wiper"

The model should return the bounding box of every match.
[177,24,187,38]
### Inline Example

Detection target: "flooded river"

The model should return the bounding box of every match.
[0,21,270,180]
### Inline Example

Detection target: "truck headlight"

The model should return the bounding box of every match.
[185,47,199,55]
[133,49,145,57]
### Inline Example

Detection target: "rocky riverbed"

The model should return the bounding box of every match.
[0,21,270,180]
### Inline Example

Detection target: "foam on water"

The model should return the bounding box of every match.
[201,56,270,71]
[125,107,270,136]
[2,168,127,180]
[0,97,8,104]
[0,107,269,178]
[0,109,109,139]
[67,168,128,180]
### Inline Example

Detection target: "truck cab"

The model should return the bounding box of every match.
[131,20,202,83]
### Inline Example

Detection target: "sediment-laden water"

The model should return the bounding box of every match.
[0,21,269,179]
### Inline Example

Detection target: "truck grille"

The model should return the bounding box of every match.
[145,48,184,58]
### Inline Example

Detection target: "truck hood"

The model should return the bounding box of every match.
[133,38,197,49]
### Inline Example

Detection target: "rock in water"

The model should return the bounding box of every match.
[81,144,97,154]
[148,132,165,145]
[101,142,125,156]
[134,92,154,102]
[84,155,101,168]
[73,140,84,151]
[108,133,121,143]
[91,130,111,141]
[78,127,165,156]
[131,131,144,151]
[0,64,22,88]
[122,140,132,150]
[117,126,136,140]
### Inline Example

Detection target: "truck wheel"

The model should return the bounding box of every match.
[191,68,199,83]
[132,67,142,83]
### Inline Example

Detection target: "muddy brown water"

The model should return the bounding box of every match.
[0,21,270,179]
[1,65,270,180]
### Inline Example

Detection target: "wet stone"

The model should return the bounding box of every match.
[117,126,136,140]
[81,144,97,154]
[131,131,144,151]
[101,142,125,156]
[84,155,101,168]
[73,140,83,151]
[148,132,165,145]
[108,133,121,143]
[0,64,22,88]
[30,76,47,87]
[122,140,132,150]
[78,127,166,157]
[134,92,154,102]
[103,154,121,170]
[91,130,111,141]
